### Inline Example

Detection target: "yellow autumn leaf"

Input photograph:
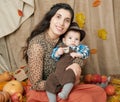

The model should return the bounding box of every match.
[98,29,107,40]
[75,13,86,28]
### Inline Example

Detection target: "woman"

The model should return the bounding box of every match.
[24,3,106,102]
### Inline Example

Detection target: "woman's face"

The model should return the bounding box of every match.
[48,9,72,39]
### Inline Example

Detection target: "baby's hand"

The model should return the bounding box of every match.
[55,47,64,57]
[70,52,82,58]
[63,47,69,53]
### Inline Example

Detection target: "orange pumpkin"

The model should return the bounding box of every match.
[0,72,12,82]
[0,91,10,102]
[2,91,10,102]
[0,92,5,102]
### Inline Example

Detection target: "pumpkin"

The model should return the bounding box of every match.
[0,81,27,91]
[2,91,10,102]
[3,80,23,96]
[0,91,10,102]
[0,71,12,82]
[0,92,5,102]
[0,81,7,91]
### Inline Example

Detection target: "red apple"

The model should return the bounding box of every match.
[91,74,101,83]
[105,85,115,96]
[101,75,107,83]
[11,92,22,102]
[84,74,92,83]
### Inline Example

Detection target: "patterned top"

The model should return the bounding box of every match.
[27,32,84,91]
[51,44,90,61]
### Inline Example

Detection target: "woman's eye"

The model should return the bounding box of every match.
[56,15,61,19]
[65,19,70,23]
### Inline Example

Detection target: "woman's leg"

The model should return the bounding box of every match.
[26,83,106,102]
[58,84,107,102]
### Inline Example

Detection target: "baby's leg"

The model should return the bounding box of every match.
[66,63,82,85]
[46,91,56,102]
[58,83,74,99]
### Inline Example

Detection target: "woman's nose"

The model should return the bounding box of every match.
[59,19,64,26]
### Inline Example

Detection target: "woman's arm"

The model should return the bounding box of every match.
[27,44,46,91]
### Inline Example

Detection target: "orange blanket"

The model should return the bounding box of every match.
[26,83,106,102]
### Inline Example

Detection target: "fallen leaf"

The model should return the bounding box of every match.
[90,49,97,54]
[75,12,86,28]
[98,29,107,40]
[92,0,101,7]
[18,9,23,16]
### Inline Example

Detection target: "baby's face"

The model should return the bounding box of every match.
[63,30,80,47]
